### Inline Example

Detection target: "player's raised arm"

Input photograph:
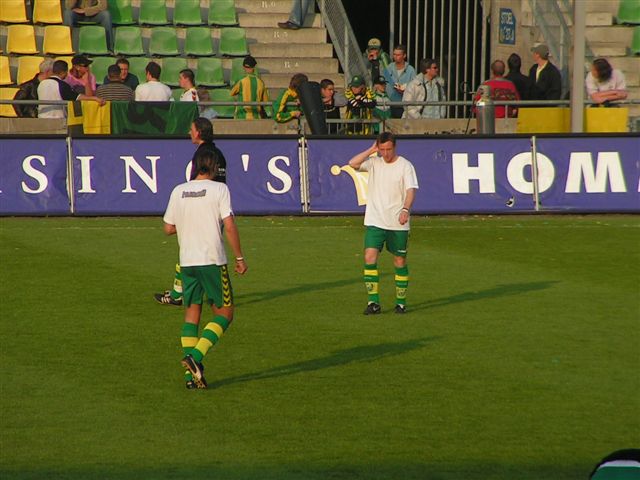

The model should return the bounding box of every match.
[348,141,378,170]
[222,215,247,274]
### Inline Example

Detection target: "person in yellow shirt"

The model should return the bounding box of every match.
[230,55,269,119]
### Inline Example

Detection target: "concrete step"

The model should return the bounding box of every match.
[235,0,310,15]
[590,43,629,57]
[625,71,639,87]
[244,26,327,43]
[522,0,621,15]
[522,11,614,27]
[238,12,321,28]
[262,73,346,89]
[585,26,635,44]
[250,42,333,58]
[611,56,640,71]
[258,57,339,74]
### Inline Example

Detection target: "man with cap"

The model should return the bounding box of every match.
[345,74,376,135]
[528,44,562,101]
[96,64,134,101]
[64,0,113,51]
[65,55,97,96]
[277,0,312,30]
[363,38,391,85]
[372,76,391,133]
[230,55,270,119]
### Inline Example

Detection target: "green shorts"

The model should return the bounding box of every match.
[364,226,409,257]
[180,264,233,308]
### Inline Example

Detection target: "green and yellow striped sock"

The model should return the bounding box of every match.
[181,322,199,381]
[170,263,182,300]
[191,315,230,363]
[364,263,379,304]
[395,265,409,306]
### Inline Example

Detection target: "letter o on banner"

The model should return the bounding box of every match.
[507,152,555,194]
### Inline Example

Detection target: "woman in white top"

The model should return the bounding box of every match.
[585,58,627,105]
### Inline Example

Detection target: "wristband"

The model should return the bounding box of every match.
[235,257,244,261]
[401,208,410,213]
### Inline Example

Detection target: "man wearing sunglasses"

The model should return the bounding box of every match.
[402,58,447,119]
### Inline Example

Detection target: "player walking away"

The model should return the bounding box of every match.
[348,132,419,314]
[154,117,227,306]
[163,149,247,389]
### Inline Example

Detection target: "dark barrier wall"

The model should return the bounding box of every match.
[1,135,638,215]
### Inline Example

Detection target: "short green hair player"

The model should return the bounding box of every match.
[348,132,419,314]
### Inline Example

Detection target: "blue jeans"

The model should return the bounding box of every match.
[63,9,113,50]
[288,0,312,26]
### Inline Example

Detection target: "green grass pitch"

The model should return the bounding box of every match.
[1,215,638,480]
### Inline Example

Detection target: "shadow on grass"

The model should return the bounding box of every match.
[211,337,438,389]
[409,281,559,312]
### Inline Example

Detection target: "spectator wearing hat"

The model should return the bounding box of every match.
[277,0,312,30]
[96,64,134,101]
[363,38,391,85]
[372,76,391,133]
[528,44,561,101]
[135,62,172,101]
[179,69,199,102]
[383,44,416,118]
[230,55,270,119]
[103,58,139,91]
[345,75,376,135]
[65,55,97,96]
[64,0,113,51]
[402,58,447,119]
[273,73,308,123]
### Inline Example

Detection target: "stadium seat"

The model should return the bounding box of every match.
[0,56,13,85]
[218,27,248,56]
[108,0,135,25]
[139,0,168,25]
[79,26,109,55]
[17,55,45,84]
[195,58,225,87]
[230,57,247,85]
[91,56,115,85]
[127,56,150,82]
[632,26,640,55]
[616,0,640,24]
[159,57,187,86]
[6,25,38,54]
[184,27,214,56]
[149,27,180,56]
[43,25,74,55]
[113,26,144,56]
[0,0,29,23]
[0,87,19,117]
[174,0,202,25]
[32,0,63,24]
[208,0,238,26]
[208,88,235,118]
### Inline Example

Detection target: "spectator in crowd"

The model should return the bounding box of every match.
[586,57,628,105]
[402,58,447,119]
[230,55,269,119]
[383,44,416,118]
[277,0,312,30]
[63,0,113,51]
[372,75,391,133]
[13,58,54,118]
[37,60,104,119]
[65,55,97,96]
[179,69,199,102]
[320,78,344,134]
[505,53,531,101]
[103,58,139,90]
[473,60,520,118]
[135,62,172,101]
[96,64,134,101]
[363,38,391,84]
[528,44,561,101]
[345,75,376,135]
[197,89,219,120]
[273,73,308,123]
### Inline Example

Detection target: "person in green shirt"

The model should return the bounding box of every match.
[273,73,308,123]
[230,55,270,119]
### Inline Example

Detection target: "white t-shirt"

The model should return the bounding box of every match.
[180,87,199,102]
[135,80,172,101]
[585,69,626,96]
[163,179,233,267]
[358,155,419,231]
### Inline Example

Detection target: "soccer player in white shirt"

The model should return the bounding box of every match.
[348,132,419,314]
[163,150,247,389]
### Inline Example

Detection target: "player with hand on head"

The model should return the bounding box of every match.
[348,132,419,314]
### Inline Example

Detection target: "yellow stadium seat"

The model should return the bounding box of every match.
[0,56,13,85]
[33,0,63,24]
[43,25,74,55]
[6,25,39,54]
[17,56,45,84]
[0,88,19,117]
[0,0,29,23]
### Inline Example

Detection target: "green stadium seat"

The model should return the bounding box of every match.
[33,0,63,24]
[43,25,74,55]
[208,88,235,118]
[0,56,13,85]
[127,56,150,82]
[174,0,202,26]
[218,27,248,56]
[185,27,214,56]
[17,55,45,84]
[632,26,640,55]
[208,0,238,26]
[0,87,19,117]
[171,88,183,101]
[0,0,29,23]
[91,56,115,85]
[230,57,246,85]
[616,0,640,24]
[195,58,225,87]
[6,25,38,54]
[79,26,109,55]
[113,26,145,56]
[108,0,135,25]
[159,57,188,87]
[149,27,180,56]
[139,0,169,25]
